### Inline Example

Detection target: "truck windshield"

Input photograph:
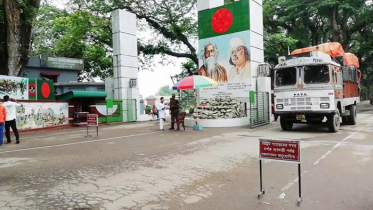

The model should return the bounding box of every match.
[304,65,330,84]
[276,67,297,86]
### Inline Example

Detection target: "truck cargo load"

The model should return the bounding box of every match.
[343,53,360,68]
[291,42,345,58]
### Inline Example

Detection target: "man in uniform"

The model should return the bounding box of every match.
[169,94,180,130]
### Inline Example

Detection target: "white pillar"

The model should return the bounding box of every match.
[112,10,140,122]
[197,0,224,11]
[249,0,264,92]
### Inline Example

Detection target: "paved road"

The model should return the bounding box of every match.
[0,109,373,210]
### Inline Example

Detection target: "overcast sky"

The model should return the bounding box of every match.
[48,0,183,98]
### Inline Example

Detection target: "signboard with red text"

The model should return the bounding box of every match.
[87,114,98,127]
[259,139,300,162]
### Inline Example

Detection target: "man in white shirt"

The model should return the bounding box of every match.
[3,95,21,144]
[156,97,166,131]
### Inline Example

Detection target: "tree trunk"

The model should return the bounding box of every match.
[341,9,350,51]
[0,0,7,75]
[329,6,340,43]
[309,26,319,46]
[4,0,40,76]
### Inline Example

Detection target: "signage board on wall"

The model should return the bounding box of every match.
[198,0,252,102]
[40,55,84,70]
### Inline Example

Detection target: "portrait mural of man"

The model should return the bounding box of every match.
[228,38,251,83]
[198,42,228,82]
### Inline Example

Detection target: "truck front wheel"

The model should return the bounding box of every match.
[327,109,341,133]
[280,117,293,131]
[348,105,357,125]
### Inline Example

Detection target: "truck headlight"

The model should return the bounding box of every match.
[276,104,284,110]
[320,103,330,109]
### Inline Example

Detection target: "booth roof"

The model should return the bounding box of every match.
[57,91,107,101]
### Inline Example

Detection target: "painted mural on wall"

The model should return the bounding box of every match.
[16,102,69,130]
[0,76,28,100]
[198,0,252,102]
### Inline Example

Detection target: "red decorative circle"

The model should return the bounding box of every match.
[211,8,233,33]
[41,82,51,98]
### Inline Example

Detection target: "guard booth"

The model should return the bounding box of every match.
[57,91,108,126]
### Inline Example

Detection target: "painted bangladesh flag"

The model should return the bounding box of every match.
[198,0,250,39]
[28,78,37,100]
[37,80,55,100]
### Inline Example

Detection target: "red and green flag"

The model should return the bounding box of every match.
[198,0,250,39]
[37,80,55,100]
[28,78,37,100]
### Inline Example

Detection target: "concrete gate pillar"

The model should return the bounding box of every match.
[195,0,267,127]
[112,10,140,122]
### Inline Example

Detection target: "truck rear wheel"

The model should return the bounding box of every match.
[280,117,293,131]
[342,116,349,125]
[327,109,341,133]
[348,105,357,125]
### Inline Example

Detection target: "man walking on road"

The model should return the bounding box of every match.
[3,95,21,144]
[169,94,180,130]
[157,97,166,131]
[0,102,6,146]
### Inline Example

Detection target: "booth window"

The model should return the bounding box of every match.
[41,72,60,83]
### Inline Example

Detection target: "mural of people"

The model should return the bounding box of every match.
[15,103,68,130]
[0,77,28,99]
[228,38,251,83]
[198,42,228,82]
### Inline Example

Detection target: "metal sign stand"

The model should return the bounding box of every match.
[258,139,302,205]
[257,161,302,204]
[85,125,91,138]
[298,163,302,204]
[85,125,99,137]
[258,159,265,198]
[86,114,99,137]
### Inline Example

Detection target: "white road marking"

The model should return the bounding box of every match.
[280,171,308,191]
[313,123,371,165]
[279,121,372,197]
[0,131,160,155]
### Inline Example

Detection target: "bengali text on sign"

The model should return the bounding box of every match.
[259,139,300,162]
[87,114,98,127]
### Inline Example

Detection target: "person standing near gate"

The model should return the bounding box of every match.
[0,102,6,146]
[156,97,166,131]
[3,95,21,144]
[169,94,180,130]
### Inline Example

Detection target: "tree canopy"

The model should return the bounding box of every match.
[263,0,373,97]
[156,85,178,96]
[30,0,198,79]
[2,0,372,98]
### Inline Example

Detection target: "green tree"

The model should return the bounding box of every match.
[156,85,178,96]
[263,0,373,94]
[30,0,199,79]
[30,5,113,79]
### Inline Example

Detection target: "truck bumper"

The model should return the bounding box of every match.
[276,111,335,122]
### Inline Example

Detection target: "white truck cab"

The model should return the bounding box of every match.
[274,51,360,132]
